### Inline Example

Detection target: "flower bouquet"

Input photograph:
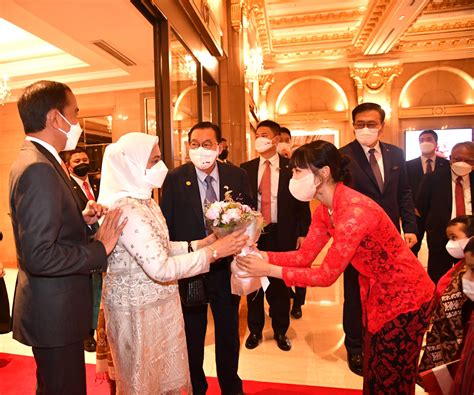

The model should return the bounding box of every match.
[205,192,270,296]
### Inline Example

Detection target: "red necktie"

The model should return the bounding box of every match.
[425,159,433,174]
[259,160,271,224]
[455,176,465,216]
[83,181,95,201]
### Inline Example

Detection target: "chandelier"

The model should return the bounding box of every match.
[0,75,12,105]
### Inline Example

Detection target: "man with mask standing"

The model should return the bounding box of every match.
[417,141,474,283]
[161,121,252,395]
[9,80,125,394]
[406,130,449,257]
[340,102,417,376]
[241,120,311,350]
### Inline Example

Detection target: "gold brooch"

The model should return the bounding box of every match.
[186,181,191,186]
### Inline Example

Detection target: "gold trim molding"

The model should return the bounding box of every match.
[399,104,474,118]
[276,110,349,124]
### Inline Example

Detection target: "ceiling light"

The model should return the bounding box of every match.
[0,75,11,105]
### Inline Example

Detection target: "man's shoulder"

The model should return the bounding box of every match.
[406,157,421,167]
[167,161,194,177]
[240,157,259,169]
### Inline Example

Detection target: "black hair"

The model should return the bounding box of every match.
[451,141,474,154]
[188,121,222,143]
[290,140,351,183]
[61,147,88,165]
[17,80,72,134]
[280,127,291,137]
[447,215,474,238]
[352,102,385,123]
[256,120,281,136]
[419,129,438,142]
[464,237,474,254]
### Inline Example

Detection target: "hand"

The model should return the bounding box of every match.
[235,255,281,278]
[296,237,305,249]
[209,227,248,260]
[83,201,108,225]
[197,233,217,250]
[94,208,128,255]
[404,233,417,248]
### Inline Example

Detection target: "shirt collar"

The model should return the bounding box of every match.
[26,136,62,164]
[195,163,219,184]
[71,173,87,186]
[360,141,381,157]
[421,154,436,163]
[259,152,279,167]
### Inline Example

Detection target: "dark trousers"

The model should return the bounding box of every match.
[427,248,456,285]
[343,263,363,355]
[0,277,11,334]
[411,216,425,257]
[182,261,242,395]
[289,286,306,306]
[32,341,86,395]
[247,224,290,336]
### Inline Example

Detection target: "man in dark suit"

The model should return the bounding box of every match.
[417,141,474,283]
[406,130,449,256]
[9,80,125,395]
[161,121,252,395]
[340,102,417,376]
[240,120,311,351]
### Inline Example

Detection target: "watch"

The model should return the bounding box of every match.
[207,245,218,260]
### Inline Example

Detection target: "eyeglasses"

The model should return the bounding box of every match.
[189,141,215,150]
[353,122,380,129]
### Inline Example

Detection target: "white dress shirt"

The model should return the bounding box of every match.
[451,171,472,219]
[25,136,62,164]
[71,174,95,199]
[361,141,385,182]
[421,154,437,174]
[257,153,279,223]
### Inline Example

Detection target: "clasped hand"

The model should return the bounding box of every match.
[82,200,107,224]
[235,255,272,277]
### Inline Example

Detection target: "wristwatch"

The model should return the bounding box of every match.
[207,245,218,260]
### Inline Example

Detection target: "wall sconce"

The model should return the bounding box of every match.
[0,75,12,105]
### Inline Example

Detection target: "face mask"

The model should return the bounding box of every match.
[445,238,470,259]
[289,172,320,202]
[72,163,90,177]
[219,149,229,161]
[420,142,435,155]
[255,137,274,153]
[462,277,474,301]
[354,127,379,147]
[451,161,472,177]
[189,147,218,170]
[277,142,291,157]
[144,160,168,188]
[57,112,83,151]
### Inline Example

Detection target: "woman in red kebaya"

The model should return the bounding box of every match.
[237,140,435,394]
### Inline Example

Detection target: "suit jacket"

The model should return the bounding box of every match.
[70,175,99,210]
[160,161,253,243]
[416,165,474,253]
[406,156,450,203]
[240,155,311,251]
[9,140,107,348]
[340,140,417,234]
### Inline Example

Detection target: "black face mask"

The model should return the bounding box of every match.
[73,163,91,177]
[219,149,229,161]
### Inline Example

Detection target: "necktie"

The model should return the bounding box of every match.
[60,161,70,180]
[204,175,217,204]
[83,181,95,201]
[455,176,465,216]
[368,149,384,193]
[426,159,433,174]
[259,160,271,224]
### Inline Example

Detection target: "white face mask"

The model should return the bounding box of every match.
[144,160,168,188]
[277,142,291,157]
[420,141,436,155]
[445,238,470,259]
[451,161,472,177]
[189,147,218,170]
[255,137,274,153]
[57,112,83,151]
[354,127,379,147]
[462,277,474,301]
[289,172,320,202]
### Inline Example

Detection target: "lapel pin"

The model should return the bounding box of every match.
[224,185,229,190]
[186,181,191,186]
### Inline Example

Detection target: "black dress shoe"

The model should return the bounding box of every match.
[290,304,302,319]
[83,336,97,352]
[245,333,262,349]
[347,352,363,376]
[274,334,291,351]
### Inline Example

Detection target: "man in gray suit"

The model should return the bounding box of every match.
[9,80,125,395]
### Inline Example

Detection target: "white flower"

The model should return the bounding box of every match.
[222,208,241,224]
[206,202,222,220]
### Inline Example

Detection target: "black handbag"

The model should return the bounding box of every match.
[178,274,208,306]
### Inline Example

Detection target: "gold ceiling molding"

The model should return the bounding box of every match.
[423,0,474,13]
[276,110,348,124]
[275,48,347,61]
[269,9,364,28]
[273,32,353,47]
[350,64,402,103]
[398,104,474,118]
[248,0,272,54]
[231,0,244,32]
[258,73,274,93]
[394,36,474,52]
[407,20,474,34]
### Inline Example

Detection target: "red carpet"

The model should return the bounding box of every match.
[0,353,361,394]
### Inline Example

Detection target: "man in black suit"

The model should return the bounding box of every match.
[406,130,449,256]
[417,141,474,283]
[240,120,311,351]
[161,122,252,395]
[340,102,417,376]
[9,80,125,394]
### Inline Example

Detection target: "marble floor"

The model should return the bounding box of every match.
[0,240,429,393]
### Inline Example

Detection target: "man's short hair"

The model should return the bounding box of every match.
[257,120,281,136]
[280,127,291,137]
[62,147,88,165]
[17,80,72,134]
[352,102,385,123]
[188,121,222,143]
[419,129,438,142]
[451,141,474,153]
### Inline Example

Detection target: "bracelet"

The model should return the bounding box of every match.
[207,245,218,260]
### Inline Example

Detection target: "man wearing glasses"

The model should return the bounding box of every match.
[339,102,417,376]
